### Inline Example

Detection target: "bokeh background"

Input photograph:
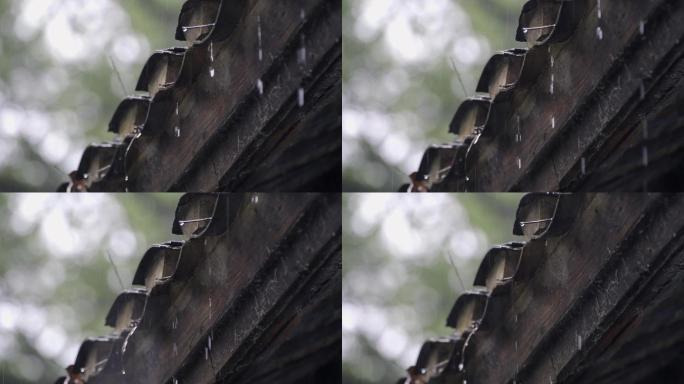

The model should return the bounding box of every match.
[0,0,182,191]
[342,193,522,383]
[0,194,180,383]
[342,0,526,191]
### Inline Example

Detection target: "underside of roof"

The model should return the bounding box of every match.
[406,0,684,192]
[57,193,341,383]
[60,0,341,192]
[400,193,684,384]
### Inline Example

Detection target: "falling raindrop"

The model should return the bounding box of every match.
[208,334,212,350]
[257,16,263,62]
[597,0,602,19]
[581,158,586,175]
[209,297,212,320]
[173,343,178,357]
[257,79,264,95]
[596,26,604,40]
[639,81,646,99]
[300,8,306,21]
[639,20,645,35]
[209,68,215,78]
[205,347,209,360]
[298,35,307,65]
[642,146,648,166]
[515,341,518,352]
[175,126,181,137]
[550,74,555,94]
[551,116,556,129]
[517,157,522,169]
[297,87,305,107]
[458,363,464,371]
[577,334,583,349]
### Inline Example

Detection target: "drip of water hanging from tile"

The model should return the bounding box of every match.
[175,101,181,137]
[209,41,215,78]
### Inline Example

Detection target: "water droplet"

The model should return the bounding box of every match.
[182,27,188,33]
[300,8,306,21]
[257,16,263,62]
[581,158,586,175]
[551,116,555,129]
[550,74,555,94]
[597,0,602,19]
[642,146,648,166]
[122,369,126,375]
[515,341,518,351]
[458,363,464,371]
[297,87,305,107]
[639,81,646,99]
[175,102,179,116]
[577,334,583,349]
[596,26,604,40]
[257,79,264,95]
[173,342,178,356]
[175,126,181,137]
[208,335,212,350]
[639,20,645,35]
[209,67,215,78]
[205,347,209,360]
[517,157,522,169]
[209,41,214,62]
[550,55,555,68]
[298,35,307,65]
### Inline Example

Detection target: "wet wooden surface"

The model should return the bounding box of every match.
[87,193,340,384]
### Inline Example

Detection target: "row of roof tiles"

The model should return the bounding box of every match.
[59,0,248,192]
[398,192,581,383]
[56,193,230,382]
[404,0,590,192]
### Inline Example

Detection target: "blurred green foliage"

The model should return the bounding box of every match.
[0,193,180,383]
[0,0,181,191]
[342,193,521,383]
[342,0,526,191]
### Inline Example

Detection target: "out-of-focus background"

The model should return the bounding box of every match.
[0,0,181,191]
[0,194,180,383]
[342,0,526,191]
[342,193,522,383]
